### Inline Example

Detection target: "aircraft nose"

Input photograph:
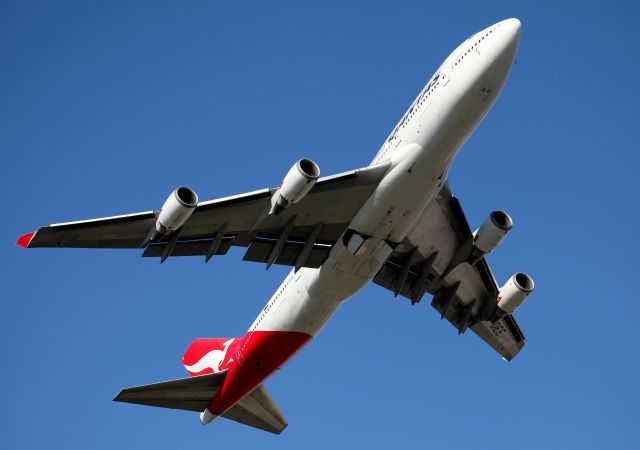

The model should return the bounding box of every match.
[500,18,521,49]
[493,18,521,64]
[502,18,521,42]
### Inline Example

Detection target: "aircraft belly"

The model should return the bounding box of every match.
[254,235,394,336]
[254,270,341,335]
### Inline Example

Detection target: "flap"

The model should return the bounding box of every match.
[142,237,235,258]
[242,238,331,268]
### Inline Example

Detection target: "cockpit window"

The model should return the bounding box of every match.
[426,70,440,86]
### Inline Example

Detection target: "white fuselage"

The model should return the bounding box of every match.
[250,19,521,340]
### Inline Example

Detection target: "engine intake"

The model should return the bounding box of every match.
[469,210,513,263]
[496,272,535,316]
[156,186,199,234]
[273,159,320,214]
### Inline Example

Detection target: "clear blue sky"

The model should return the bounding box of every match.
[2,1,639,448]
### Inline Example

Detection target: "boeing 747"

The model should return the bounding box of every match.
[18,18,533,434]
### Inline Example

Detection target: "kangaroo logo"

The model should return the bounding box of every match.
[184,339,234,374]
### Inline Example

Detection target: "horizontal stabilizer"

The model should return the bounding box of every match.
[114,373,287,434]
[221,384,288,434]
[113,371,227,412]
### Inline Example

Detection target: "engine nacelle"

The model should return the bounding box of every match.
[470,211,513,262]
[496,272,535,315]
[273,159,320,213]
[156,186,199,234]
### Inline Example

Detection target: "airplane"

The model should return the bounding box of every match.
[17,18,534,434]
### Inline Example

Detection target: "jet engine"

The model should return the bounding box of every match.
[272,159,320,214]
[156,186,199,234]
[469,211,513,263]
[496,272,535,315]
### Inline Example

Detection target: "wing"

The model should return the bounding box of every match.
[372,183,526,361]
[18,163,390,269]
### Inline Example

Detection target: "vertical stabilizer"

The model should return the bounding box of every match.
[182,337,240,376]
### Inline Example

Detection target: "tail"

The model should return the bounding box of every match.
[114,374,288,433]
[182,337,240,376]
[113,335,288,434]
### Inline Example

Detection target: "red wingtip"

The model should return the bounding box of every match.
[16,231,36,248]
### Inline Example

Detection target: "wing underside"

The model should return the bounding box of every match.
[21,163,391,270]
[372,183,526,360]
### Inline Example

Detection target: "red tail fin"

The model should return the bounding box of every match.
[182,337,241,376]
